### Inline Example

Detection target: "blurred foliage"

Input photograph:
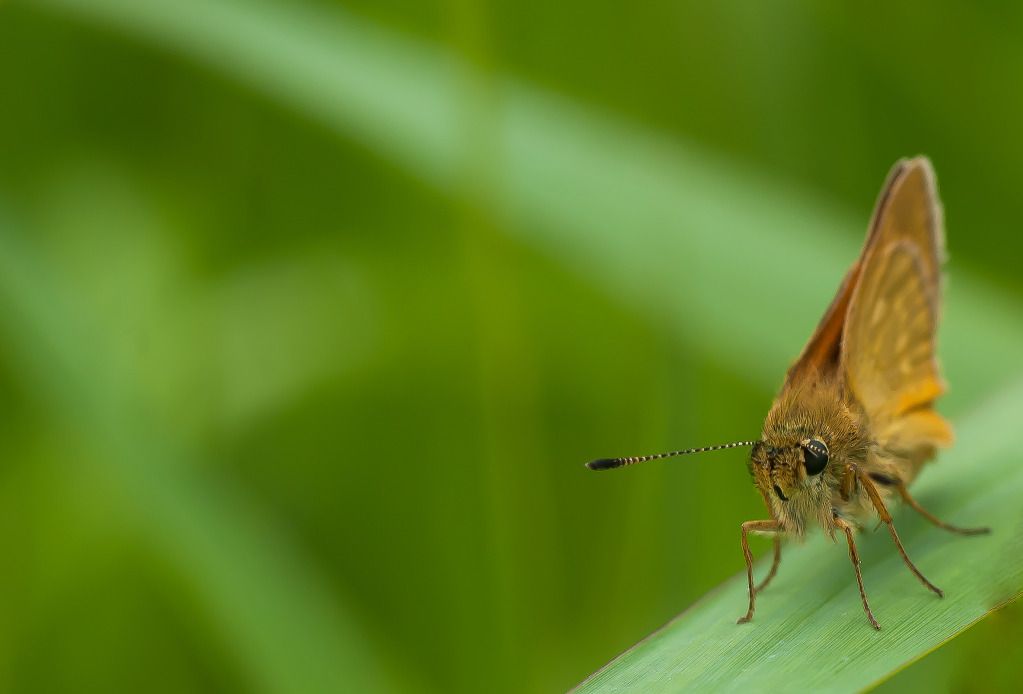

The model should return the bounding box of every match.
[1,0,1022,692]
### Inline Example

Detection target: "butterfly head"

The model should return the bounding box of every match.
[750,437,831,504]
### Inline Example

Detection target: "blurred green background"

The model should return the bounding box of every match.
[1,0,1021,692]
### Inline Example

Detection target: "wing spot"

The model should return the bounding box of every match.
[870,298,888,327]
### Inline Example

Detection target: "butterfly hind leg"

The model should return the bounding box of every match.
[847,464,944,598]
[896,482,990,536]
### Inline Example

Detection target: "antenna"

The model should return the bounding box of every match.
[586,440,758,471]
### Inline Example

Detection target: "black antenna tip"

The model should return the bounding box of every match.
[586,458,623,471]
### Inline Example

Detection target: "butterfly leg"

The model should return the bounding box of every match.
[756,535,782,592]
[839,462,858,501]
[897,483,990,536]
[833,515,881,630]
[856,468,944,598]
[737,519,781,624]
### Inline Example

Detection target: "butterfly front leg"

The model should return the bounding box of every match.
[736,519,781,624]
[756,536,782,592]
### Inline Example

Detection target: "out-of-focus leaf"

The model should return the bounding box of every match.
[27,0,1023,410]
[0,213,398,694]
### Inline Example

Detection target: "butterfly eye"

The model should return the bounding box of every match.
[801,439,829,476]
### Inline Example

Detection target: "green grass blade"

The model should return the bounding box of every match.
[575,378,1023,692]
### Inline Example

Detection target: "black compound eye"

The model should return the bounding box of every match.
[801,439,829,476]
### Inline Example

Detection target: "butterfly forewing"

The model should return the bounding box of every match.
[841,158,952,454]
[862,160,945,293]
[781,159,931,388]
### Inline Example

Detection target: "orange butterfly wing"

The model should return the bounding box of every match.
[782,160,911,387]
[840,158,952,456]
[784,157,951,458]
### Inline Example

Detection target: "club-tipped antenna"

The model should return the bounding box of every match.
[586,440,758,471]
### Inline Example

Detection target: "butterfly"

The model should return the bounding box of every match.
[587,157,988,629]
